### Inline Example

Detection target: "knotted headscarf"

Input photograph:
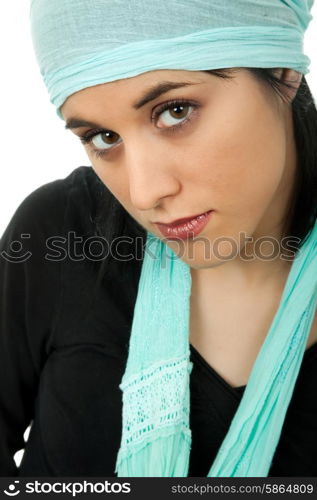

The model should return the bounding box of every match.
[30,0,313,118]
[30,0,316,476]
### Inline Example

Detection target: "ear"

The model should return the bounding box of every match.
[273,68,303,103]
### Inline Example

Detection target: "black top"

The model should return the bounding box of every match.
[0,166,316,477]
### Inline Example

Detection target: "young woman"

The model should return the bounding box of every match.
[0,0,316,477]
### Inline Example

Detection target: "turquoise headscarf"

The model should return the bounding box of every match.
[30,0,317,477]
[30,0,313,118]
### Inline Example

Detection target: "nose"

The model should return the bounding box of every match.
[126,144,181,211]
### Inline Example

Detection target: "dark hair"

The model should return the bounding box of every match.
[93,67,317,282]
[243,68,317,247]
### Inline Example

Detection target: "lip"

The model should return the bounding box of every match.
[154,211,211,226]
[154,210,214,240]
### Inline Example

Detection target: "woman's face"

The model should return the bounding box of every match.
[61,68,297,269]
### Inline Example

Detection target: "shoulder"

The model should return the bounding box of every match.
[0,167,114,358]
[0,165,108,304]
[1,166,105,243]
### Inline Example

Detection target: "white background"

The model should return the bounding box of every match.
[0,2,317,236]
[0,0,316,470]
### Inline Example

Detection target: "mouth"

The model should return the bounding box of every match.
[154,210,214,226]
[154,210,214,240]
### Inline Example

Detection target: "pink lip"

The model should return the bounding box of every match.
[155,211,211,226]
[154,210,214,240]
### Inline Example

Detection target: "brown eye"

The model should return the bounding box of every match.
[169,105,189,119]
[91,131,120,148]
[155,103,194,128]
[91,130,120,149]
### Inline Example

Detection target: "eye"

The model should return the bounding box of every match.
[79,98,199,159]
[81,130,122,152]
[152,100,196,129]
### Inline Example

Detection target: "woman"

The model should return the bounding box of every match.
[0,0,316,477]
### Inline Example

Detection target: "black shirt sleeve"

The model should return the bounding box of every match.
[0,175,68,475]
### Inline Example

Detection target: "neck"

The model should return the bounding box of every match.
[190,236,295,291]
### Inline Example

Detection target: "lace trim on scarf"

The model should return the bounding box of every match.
[119,356,193,448]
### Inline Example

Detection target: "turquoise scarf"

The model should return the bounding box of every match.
[29,0,313,119]
[115,220,317,476]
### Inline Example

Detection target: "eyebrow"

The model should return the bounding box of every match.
[64,80,198,130]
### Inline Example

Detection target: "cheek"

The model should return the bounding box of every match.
[91,164,136,216]
[91,162,126,200]
[195,105,286,215]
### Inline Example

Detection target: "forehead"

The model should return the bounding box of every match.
[61,69,220,116]
[61,67,263,127]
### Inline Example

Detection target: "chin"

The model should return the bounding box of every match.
[186,258,228,271]
[164,240,230,270]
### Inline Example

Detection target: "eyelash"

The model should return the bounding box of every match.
[79,98,199,159]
